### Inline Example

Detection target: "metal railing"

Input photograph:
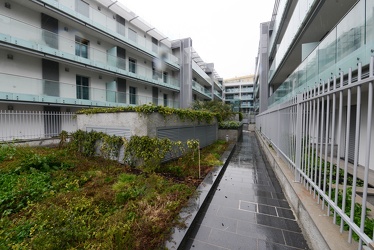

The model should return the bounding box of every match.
[0,110,77,142]
[256,58,374,249]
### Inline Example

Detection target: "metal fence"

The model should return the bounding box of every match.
[0,110,77,142]
[257,58,374,249]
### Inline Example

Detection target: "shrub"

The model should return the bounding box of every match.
[219,121,242,129]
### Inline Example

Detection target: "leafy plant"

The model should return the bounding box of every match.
[76,104,218,124]
[190,100,234,122]
[219,121,242,129]
[0,143,16,163]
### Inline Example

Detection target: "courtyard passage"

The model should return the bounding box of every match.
[184,130,310,250]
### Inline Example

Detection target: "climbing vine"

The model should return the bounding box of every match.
[122,136,186,173]
[76,104,217,123]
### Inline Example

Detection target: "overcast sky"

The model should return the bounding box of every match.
[117,0,275,79]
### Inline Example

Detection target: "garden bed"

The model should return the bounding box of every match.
[0,139,228,249]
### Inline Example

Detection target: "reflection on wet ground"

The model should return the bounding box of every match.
[185,131,310,250]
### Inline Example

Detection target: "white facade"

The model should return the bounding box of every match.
[0,0,223,113]
[223,75,254,113]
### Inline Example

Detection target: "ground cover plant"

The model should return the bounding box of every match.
[302,151,374,241]
[0,137,228,249]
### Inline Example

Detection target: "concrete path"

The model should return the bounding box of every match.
[184,131,310,250]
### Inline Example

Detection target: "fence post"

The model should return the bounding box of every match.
[295,94,303,182]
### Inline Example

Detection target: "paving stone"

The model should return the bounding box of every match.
[185,132,310,249]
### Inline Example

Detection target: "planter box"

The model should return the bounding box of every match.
[218,124,243,142]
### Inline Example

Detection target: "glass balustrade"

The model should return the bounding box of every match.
[269,0,373,107]
[0,73,179,108]
[192,80,212,98]
[268,0,318,81]
[39,0,180,67]
[192,61,212,85]
[0,14,180,90]
[214,90,222,98]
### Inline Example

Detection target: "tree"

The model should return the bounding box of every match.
[190,100,234,121]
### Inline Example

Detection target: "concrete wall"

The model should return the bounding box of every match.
[77,111,217,138]
[218,126,243,142]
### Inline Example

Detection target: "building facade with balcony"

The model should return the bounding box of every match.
[223,75,254,113]
[255,0,374,247]
[0,0,222,113]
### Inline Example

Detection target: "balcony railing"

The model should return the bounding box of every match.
[214,90,222,98]
[0,14,179,90]
[38,0,180,67]
[270,0,374,106]
[0,73,179,108]
[192,80,212,98]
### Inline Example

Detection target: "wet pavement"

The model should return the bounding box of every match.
[184,131,310,250]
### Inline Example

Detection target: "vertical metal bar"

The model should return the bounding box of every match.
[295,94,303,182]
[359,81,373,247]
[314,86,321,199]
[322,80,330,210]
[341,68,352,234]
[307,88,313,190]
[328,76,337,216]
[334,72,344,224]
[348,65,361,243]
[318,82,325,204]
[301,93,307,184]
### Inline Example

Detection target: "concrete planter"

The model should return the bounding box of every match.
[218,124,243,142]
[76,112,217,138]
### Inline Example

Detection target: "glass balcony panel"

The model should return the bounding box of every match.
[318,28,337,82]
[365,0,374,64]
[37,0,179,67]
[305,49,318,89]
[0,13,180,90]
[336,0,365,73]
[0,73,182,107]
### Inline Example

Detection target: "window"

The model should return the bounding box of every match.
[76,0,89,18]
[163,94,168,107]
[41,13,58,49]
[152,37,158,53]
[128,28,137,43]
[152,62,161,80]
[117,47,126,70]
[129,86,136,105]
[75,36,89,58]
[129,58,136,73]
[163,72,168,84]
[116,15,126,36]
[76,75,89,100]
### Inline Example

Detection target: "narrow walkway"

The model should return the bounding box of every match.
[184,131,310,250]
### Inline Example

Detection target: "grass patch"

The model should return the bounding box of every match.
[0,140,228,249]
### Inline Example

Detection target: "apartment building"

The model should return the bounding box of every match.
[223,75,254,113]
[0,0,223,113]
[255,0,374,246]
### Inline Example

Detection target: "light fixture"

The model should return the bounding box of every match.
[5,2,11,9]
[7,54,13,60]
[65,67,69,72]
[7,105,13,110]
[99,75,102,79]
[97,6,101,11]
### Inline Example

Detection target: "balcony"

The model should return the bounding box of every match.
[0,14,179,91]
[270,0,373,106]
[192,80,212,99]
[0,73,179,108]
[37,0,180,68]
[224,89,240,93]
[214,90,222,98]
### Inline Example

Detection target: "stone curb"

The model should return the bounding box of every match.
[255,130,358,250]
[165,142,237,249]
